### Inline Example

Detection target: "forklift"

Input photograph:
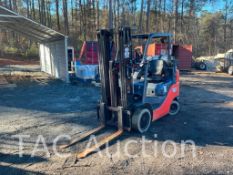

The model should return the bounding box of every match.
[62,27,180,158]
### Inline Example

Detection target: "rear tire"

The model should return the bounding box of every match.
[169,100,180,116]
[199,62,207,70]
[132,108,151,133]
[228,66,233,75]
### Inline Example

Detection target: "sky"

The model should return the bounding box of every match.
[202,1,225,13]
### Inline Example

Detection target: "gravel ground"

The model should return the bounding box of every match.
[0,71,233,175]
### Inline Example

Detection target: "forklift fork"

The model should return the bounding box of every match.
[61,104,124,159]
[76,106,124,159]
[77,129,123,159]
[59,125,105,149]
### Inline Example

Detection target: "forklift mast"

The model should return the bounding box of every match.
[97,27,133,128]
[97,30,113,107]
[118,27,133,108]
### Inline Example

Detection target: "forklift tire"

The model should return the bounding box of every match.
[228,66,233,75]
[169,100,180,116]
[132,108,151,133]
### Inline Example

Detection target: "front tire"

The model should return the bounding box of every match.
[132,108,151,133]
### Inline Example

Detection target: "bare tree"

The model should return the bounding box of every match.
[223,0,229,51]
[109,0,113,29]
[96,0,100,29]
[139,0,144,32]
[11,0,17,12]
[31,0,35,19]
[63,0,69,35]
[8,0,12,9]
[189,0,195,17]
[173,0,179,41]
[26,0,29,18]
[146,0,151,33]
[180,0,185,33]
[55,0,60,30]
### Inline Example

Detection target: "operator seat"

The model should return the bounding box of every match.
[148,59,165,82]
[136,57,170,82]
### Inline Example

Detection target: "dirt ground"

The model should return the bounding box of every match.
[0,58,40,74]
[0,71,233,175]
[0,58,39,66]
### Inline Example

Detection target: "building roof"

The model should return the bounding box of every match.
[0,6,66,42]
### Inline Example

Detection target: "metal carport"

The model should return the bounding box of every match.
[0,6,69,82]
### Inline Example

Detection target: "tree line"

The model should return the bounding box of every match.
[0,0,233,57]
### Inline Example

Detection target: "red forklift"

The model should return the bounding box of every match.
[63,27,180,158]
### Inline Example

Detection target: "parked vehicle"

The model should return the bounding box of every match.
[223,50,233,75]
[193,50,233,75]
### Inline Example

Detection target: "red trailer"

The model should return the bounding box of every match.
[135,43,193,70]
[174,45,192,71]
[78,41,99,64]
